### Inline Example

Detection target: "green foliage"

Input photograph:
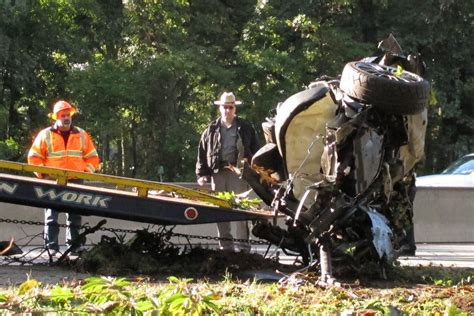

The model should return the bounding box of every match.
[0,137,21,160]
[0,0,472,179]
[371,0,474,173]
[48,285,74,307]
[0,269,473,314]
[17,278,40,296]
[215,191,263,210]
[159,277,220,315]
[81,276,130,303]
[50,284,74,301]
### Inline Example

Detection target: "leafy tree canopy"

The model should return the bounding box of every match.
[0,0,472,179]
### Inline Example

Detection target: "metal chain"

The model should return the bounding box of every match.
[0,217,269,244]
[0,218,45,227]
[172,232,269,245]
[0,217,136,233]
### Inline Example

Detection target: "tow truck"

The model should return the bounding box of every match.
[0,160,274,227]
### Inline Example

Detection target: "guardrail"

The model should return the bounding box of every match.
[414,186,474,243]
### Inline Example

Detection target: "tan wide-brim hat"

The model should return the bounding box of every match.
[214,92,243,106]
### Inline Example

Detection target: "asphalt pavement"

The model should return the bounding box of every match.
[253,243,474,268]
[398,243,474,268]
[1,243,473,268]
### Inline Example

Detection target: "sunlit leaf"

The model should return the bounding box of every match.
[18,279,40,295]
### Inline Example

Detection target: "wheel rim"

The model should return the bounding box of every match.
[355,62,422,83]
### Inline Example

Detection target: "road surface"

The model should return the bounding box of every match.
[0,243,472,287]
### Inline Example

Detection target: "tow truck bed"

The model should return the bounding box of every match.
[0,160,274,225]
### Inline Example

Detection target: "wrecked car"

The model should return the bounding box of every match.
[243,35,430,282]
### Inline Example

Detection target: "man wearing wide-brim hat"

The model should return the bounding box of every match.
[196,91,259,252]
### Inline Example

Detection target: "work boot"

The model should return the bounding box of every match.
[67,245,86,257]
[46,248,59,257]
[398,225,416,256]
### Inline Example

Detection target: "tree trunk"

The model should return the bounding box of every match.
[6,88,20,139]
[102,133,110,173]
[120,130,125,176]
[358,0,377,43]
[131,120,137,178]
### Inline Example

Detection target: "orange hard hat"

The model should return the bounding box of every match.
[51,100,76,120]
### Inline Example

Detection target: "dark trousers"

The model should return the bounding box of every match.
[44,179,83,251]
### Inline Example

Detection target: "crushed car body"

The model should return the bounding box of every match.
[243,34,430,282]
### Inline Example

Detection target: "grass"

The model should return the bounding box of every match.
[2,232,473,314]
[0,265,473,314]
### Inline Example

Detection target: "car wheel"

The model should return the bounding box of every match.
[340,62,430,115]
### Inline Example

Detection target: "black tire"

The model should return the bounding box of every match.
[340,62,430,115]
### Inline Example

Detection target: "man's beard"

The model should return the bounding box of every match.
[60,120,71,129]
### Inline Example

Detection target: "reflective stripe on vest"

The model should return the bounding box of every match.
[44,127,86,159]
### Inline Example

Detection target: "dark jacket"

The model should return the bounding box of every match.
[196,116,259,178]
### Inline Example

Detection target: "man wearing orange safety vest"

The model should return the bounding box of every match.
[28,100,100,256]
